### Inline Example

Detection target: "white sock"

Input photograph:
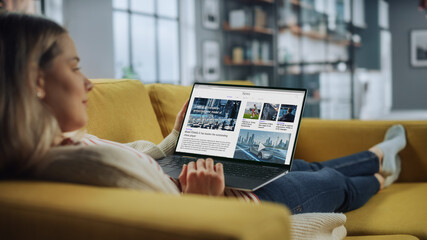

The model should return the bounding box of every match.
[374,124,406,178]
[383,156,401,188]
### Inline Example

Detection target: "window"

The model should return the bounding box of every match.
[113,0,180,84]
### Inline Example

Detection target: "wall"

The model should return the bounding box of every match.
[389,0,427,110]
[354,0,381,70]
[63,0,115,79]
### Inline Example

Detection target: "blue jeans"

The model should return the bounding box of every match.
[254,151,380,214]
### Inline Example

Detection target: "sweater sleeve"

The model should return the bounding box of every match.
[34,144,180,194]
[124,129,179,160]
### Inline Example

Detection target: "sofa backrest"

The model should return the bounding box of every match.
[86,79,164,144]
[87,79,254,142]
[145,83,192,138]
[145,80,255,138]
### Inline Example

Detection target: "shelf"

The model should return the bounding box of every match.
[223,22,274,35]
[329,39,362,47]
[279,25,361,47]
[237,0,275,4]
[289,0,313,10]
[278,69,351,75]
[306,97,322,104]
[279,25,328,40]
[279,60,350,67]
[224,56,274,67]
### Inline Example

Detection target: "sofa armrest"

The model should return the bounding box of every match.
[0,181,290,240]
[295,119,427,182]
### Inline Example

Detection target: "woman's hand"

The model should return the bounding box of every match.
[179,158,225,196]
[174,100,189,132]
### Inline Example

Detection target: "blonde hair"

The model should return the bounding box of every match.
[0,13,67,178]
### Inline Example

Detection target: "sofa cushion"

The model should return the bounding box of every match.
[146,81,254,138]
[86,79,164,144]
[345,183,427,239]
[146,84,192,137]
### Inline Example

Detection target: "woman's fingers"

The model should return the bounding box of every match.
[180,159,225,196]
[215,162,224,175]
[215,163,224,183]
[178,164,188,190]
[180,100,189,116]
[173,99,189,132]
[187,161,196,171]
[196,158,206,171]
[206,158,214,171]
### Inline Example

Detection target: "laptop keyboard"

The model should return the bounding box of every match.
[161,156,286,181]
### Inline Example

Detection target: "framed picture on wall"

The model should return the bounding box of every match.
[202,0,219,30]
[410,29,427,67]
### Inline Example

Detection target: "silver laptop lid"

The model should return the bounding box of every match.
[174,83,307,167]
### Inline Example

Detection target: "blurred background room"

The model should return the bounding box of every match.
[2,0,427,120]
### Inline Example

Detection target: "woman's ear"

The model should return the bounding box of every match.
[36,70,46,99]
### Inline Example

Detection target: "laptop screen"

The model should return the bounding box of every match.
[175,83,306,166]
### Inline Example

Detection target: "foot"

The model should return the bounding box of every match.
[383,155,402,188]
[374,173,385,190]
[373,124,406,179]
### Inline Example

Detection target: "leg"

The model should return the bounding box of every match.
[291,151,380,177]
[254,168,380,214]
[371,125,406,188]
[292,125,406,181]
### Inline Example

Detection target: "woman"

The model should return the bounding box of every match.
[0,13,406,214]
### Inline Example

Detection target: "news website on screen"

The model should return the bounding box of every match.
[175,84,305,165]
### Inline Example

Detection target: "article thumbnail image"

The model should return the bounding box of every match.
[234,129,291,164]
[260,103,280,121]
[243,102,262,120]
[278,104,297,123]
[187,98,241,131]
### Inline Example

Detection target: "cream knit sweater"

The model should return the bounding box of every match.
[32,130,347,240]
[34,130,181,194]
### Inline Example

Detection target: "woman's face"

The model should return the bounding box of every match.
[41,34,93,133]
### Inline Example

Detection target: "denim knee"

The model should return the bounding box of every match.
[297,168,348,213]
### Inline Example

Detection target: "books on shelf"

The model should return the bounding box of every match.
[254,7,267,28]
[232,47,244,63]
[251,40,260,62]
[229,6,267,29]
[261,41,270,62]
[229,9,246,28]
[249,72,269,86]
[229,40,271,64]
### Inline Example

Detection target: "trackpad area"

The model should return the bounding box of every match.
[224,176,264,191]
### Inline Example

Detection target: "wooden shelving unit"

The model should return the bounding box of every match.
[279,25,361,47]
[222,0,277,86]
[275,0,361,118]
[289,0,312,10]
[279,25,328,40]
[238,0,275,4]
[223,22,274,35]
[224,56,274,67]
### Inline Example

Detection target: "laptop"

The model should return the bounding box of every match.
[157,83,307,191]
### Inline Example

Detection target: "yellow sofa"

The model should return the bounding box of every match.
[0,79,425,240]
